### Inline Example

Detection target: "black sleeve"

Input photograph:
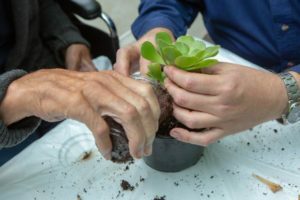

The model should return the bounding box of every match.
[38,0,90,65]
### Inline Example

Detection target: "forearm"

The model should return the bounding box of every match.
[132,0,201,39]
[0,70,41,148]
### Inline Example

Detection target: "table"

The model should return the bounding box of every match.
[0,42,300,200]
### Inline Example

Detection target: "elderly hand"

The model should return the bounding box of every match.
[163,63,288,146]
[114,28,174,76]
[0,69,160,159]
[65,44,96,72]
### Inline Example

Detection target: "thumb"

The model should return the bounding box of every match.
[66,53,81,71]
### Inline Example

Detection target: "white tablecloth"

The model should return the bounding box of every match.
[0,43,300,200]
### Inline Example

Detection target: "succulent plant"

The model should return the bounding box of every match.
[141,32,220,84]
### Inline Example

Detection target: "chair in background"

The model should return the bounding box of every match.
[57,0,120,63]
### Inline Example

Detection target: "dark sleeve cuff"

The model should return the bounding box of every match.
[0,117,41,148]
[288,64,300,73]
[48,29,91,66]
[0,70,41,148]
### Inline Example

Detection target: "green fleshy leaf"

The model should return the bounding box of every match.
[196,45,220,61]
[174,42,189,55]
[141,32,220,85]
[155,32,173,45]
[177,35,195,46]
[141,41,165,64]
[157,39,171,55]
[175,56,199,69]
[189,40,206,55]
[186,59,218,71]
[147,63,165,83]
[162,46,182,65]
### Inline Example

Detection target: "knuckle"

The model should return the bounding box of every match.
[200,137,214,146]
[123,105,139,121]
[116,48,123,56]
[221,78,238,95]
[140,83,154,95]
[182,78,194,90]
[70,92,83,106]
[95,125,109,138]
[173,94,187,106]
[185,119,199,129]
[137,99,151,114]
[217,104,231,116]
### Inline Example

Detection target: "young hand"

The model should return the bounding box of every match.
[163,63,288,146]
[114,28,174,76]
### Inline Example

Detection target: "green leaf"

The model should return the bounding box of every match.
[189,40,206,55]
[141,41,165,65]
[174,42,189,55]
[147,63,165,84]
[177,35,195,46]
[175,56,198,69]
[186,59,218,71]
[157,39,171,55]
[162,46,182,65]
[155,32,173,45]
[196,45,220,61]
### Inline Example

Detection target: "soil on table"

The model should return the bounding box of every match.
[120,180,135,191]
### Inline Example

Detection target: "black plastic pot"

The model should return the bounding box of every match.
[143,134,204,172]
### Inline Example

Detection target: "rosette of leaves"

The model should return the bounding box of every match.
[141,32,220,84]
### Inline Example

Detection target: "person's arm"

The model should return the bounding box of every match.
[163,63,289,146]
[0,68,160,159]
[115,0,202,75]
[132,0,201,39]
[0,70,41,148]
[38,0,95,71]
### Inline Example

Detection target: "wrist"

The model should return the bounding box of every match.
[276,71,300,123]
[272,73,289,119]
[137,28,175,46]
[0,78,31,125]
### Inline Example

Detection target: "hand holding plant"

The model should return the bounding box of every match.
[141,32,220,84]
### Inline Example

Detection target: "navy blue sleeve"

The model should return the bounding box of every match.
[132,0,201,39]
[289,64,300,73]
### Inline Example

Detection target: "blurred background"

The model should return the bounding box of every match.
[81,0,207,47]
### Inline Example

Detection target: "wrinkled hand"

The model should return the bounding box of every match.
[65,44,96,72]
[0,69,160,159]
[163,63,288,146]
[114,28,174,76]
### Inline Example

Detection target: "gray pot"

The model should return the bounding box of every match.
[132,72,204,172]
[143,134,204,172]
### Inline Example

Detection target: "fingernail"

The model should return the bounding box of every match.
[164,78,170,85]
[99,149,111,160]
[170,130,180,139]
[134,151,142,159]
[144,145,152,156]
[104,152,112,160]
[164,66,170,73]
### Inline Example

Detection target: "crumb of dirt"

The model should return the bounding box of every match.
[81,151,92,161]
[140,177,145,182]
[120,180,135,191]
[153,195,166,200]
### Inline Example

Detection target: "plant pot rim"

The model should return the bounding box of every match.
[156,134,175,140]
